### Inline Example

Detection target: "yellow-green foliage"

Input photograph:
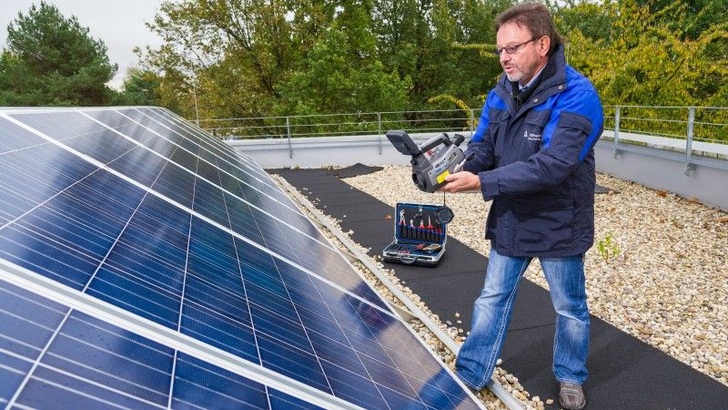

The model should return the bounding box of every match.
[562,0,728,110]
[597,231,620,263]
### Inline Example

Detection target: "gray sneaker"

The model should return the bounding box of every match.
[559,382,586,410]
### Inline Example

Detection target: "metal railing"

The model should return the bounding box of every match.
[197,109,478,140]
[199,106,728,149]
[604,105,728,145]
[600,106,728,174]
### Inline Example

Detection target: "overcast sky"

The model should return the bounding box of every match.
[2,0,166,89]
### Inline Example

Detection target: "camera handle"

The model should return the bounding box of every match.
[418,133,452,154]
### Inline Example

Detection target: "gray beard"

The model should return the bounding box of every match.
[506,72,523,83]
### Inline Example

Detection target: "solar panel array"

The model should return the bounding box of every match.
[0,107,482,409]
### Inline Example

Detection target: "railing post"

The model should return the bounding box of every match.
[286,116,293,159]
[613,106,621,158]
[377,112,383,155]
[685,107,695,175]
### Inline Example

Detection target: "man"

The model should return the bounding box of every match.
[440,2,604,409]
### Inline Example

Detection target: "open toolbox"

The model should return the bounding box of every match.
[382,202,447,267]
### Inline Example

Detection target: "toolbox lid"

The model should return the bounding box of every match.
[393,202,447,245]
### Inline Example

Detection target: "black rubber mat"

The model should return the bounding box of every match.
[595,184,618,194]
[329,163,384,178]
[272,167,728,409]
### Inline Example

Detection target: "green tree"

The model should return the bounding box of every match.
[412,0,513,117]
[371,0,504,111]
[135,0,727,126]
[139,0,299,119]
[116,67,162,106]
[0,1,117,106]
[556,0,727,141]
[549,0,613,42]
[562,0,727,107]
[276,0,411,116]
[139,0,510,120]
[276,27,412,115]
[634,0,728,40]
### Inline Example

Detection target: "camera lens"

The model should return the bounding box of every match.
[412,173,427,191]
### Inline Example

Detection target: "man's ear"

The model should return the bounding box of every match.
[537,36,551,57]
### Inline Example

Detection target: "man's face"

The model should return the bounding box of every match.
[496,22,549,86]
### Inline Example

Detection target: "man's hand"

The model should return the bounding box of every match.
[439,171,481,193]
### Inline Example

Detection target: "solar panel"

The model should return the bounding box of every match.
[0,107,482,409]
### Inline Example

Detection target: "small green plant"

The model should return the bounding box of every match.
[597,231,621,262]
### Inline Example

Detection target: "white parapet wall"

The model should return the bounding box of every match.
[225,132,469,169]
[227,132,728,212]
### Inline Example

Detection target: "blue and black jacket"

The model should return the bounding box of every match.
[463,44,604,257]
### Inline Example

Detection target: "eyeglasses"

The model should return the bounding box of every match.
[493,38,537,56]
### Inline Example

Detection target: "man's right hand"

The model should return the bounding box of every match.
[439,171,480,193]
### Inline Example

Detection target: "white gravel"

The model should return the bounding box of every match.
[342,165,728,390]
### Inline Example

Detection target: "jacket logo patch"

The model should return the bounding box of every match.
[523,130,542,141]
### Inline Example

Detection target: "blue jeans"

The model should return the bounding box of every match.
[455,249,590,389]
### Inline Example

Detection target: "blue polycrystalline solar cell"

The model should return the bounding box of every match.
[0,279,306,410]
[14,112,147,165]
[134,110,320,239]
[19,110,267,224]
[136,108,291,203]
[173,353,320,410]
[0,280,68,406]
[0,120,98,225]
[1,168,146,290]
[0,108,482,409]
[87,197,190,327]
[23,110,364,293]
[117,107,323,241]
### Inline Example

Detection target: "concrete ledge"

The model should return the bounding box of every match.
[228,133,728,212]
[226,132,471,169]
